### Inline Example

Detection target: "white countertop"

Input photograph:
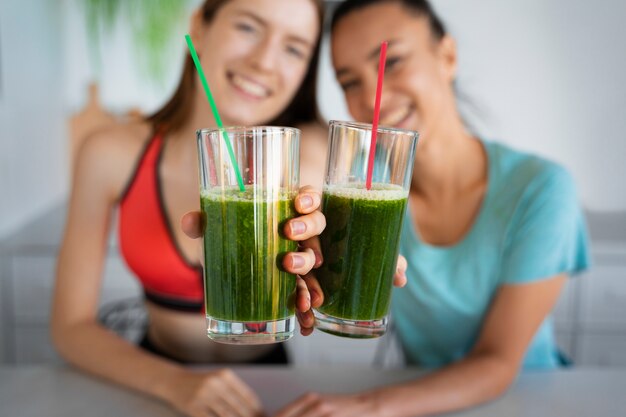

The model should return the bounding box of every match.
[1,365,625,416]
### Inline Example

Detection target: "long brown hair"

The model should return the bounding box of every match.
[147,0,325,132]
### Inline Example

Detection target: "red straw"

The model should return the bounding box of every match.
[366,41,388,190]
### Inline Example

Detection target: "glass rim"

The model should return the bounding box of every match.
[197,126,301,136]
[329,120,419,138]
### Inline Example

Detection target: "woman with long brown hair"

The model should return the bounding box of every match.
[52,1,327,416]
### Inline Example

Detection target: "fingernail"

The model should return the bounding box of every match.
[292,255,305,268]
[290,221,306,236]
[300,195,313,209]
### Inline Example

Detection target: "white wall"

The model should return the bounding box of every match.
[431,0,626,211]
[1,0,625,240]
[322,0,626,211]
[49,0,626,213]
[0,0,67,239]
[0,0,190,240]
[61,0,190,115]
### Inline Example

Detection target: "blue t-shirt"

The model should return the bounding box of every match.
[392,140,590,369]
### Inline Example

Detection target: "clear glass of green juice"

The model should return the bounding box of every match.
[314,120,418,338]
[197,126,300,344]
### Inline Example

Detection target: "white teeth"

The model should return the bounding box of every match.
[230,74,269,98]
[381,107,411,126]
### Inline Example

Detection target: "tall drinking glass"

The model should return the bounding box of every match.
[314,120,418,338]
[197,126,300,344]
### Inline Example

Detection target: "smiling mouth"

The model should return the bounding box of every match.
[380,105,414,127]
[228,73,271,99]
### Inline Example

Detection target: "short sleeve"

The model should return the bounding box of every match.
[500,164,591,284]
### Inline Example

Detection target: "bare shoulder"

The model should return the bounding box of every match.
[79,120,152,158]
[73,120,154,203]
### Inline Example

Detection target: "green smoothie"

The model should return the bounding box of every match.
[317,184,408,322]
[201,187,297,323]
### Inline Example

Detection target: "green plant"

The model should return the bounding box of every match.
[81,0,194,84]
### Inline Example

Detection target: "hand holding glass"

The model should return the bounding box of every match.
[197,126,300,344]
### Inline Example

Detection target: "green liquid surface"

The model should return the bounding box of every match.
[317,184,408,321]
[201,187,297,322]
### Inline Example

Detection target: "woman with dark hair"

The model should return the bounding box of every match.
[278,1,590,416]
[52,1,327,416]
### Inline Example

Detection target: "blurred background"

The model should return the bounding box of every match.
[1,0,625,366]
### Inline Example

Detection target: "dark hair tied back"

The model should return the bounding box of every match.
[331,0,446,41]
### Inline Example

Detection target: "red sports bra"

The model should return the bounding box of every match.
[118,131,204,312]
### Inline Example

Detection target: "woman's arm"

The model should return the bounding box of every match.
[53,127,166,392]
[51,129,262,417]
[276,274,566,417]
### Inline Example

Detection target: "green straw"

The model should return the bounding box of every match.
[185,34,245,192]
